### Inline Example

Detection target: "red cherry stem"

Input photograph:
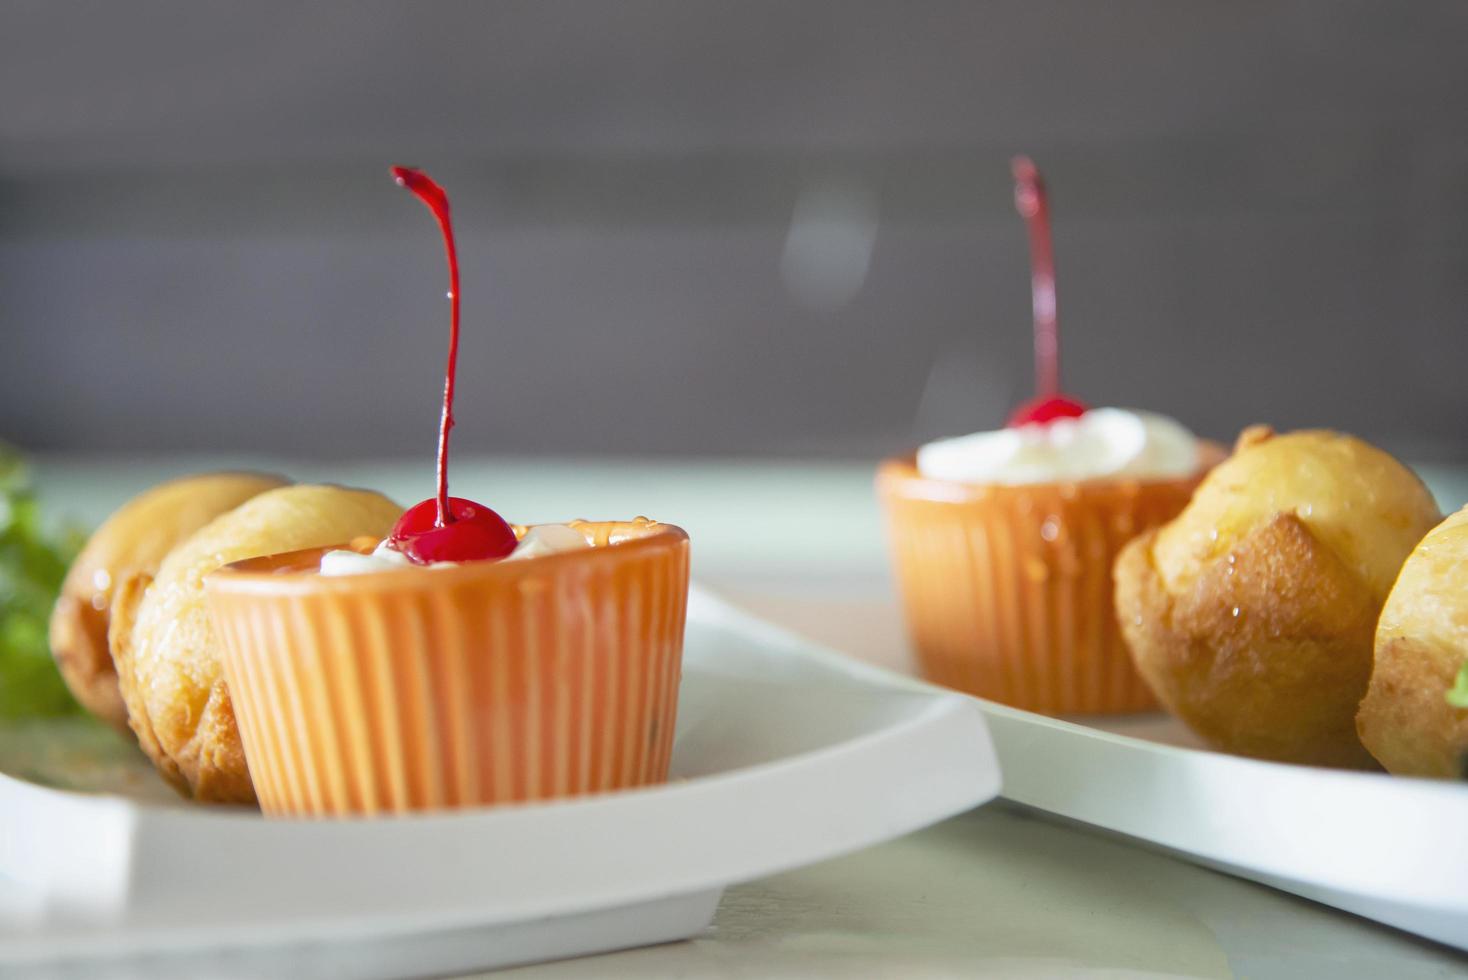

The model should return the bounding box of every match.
[1011,156,1060,400]
[391,166,460,528]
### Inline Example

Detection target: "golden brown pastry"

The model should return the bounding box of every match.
[1115,426,1440,768]
[110,484,402,802]
[1357,506,1468,778]
[48,472,287,732]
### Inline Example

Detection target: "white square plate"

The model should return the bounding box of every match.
[0,588,999,978]
[715,583,1468,953]
[982,704,1468,951]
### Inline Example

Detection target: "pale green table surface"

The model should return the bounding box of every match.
[25,455,1468,980]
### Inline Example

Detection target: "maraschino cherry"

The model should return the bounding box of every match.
[386,166,518,564]
[1006,156,1089,429]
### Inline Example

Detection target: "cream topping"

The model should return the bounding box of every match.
[319,523,591,575]
[502,523,591,562]
[318,538,415,576]
[916,408,1199,485]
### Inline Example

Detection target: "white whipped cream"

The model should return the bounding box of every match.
[502,523,591,562]
[319,538,416,575]
[916,408,1199,485]
[319,524,591,576]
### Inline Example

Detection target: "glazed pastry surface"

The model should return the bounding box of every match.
[1116,427,1440,767]
[1150,427,1439,602]
[1357,505,1468,778]
[48,472,286,732]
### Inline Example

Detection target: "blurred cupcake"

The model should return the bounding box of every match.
[206,518,690,817]
[878,156,1219,714]
[880,410,1219,714]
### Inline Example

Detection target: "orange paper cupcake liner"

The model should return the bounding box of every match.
[877,456,1216,715]
[206,520,690,818]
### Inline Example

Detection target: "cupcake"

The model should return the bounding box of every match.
[206,518,689,817]
[877,158,1219,714]
[204,167,690,816]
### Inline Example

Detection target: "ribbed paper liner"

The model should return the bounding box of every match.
[206,521,690,818]
[878,458,1214,715]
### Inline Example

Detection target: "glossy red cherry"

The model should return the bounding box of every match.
[1007,394,1089,428]
[389,165,510,564]
[1009,156,1087,428]
[388,497,518,564]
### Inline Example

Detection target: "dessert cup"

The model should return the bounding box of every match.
[877,450,1221,715]
[205,519,690,818]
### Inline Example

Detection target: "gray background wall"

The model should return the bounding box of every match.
[2,1,1466,460]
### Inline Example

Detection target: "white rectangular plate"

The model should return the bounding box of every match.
[0,588,998,978]
[981,703,1468,951]
[714,583,1468,952]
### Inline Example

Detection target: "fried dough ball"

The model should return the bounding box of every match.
[1357,506,1468,778]
[110,485,402,802]
[1115,427,1440,768]
[48,472,287,732]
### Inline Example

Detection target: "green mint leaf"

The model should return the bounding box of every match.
[0,443,87,718]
